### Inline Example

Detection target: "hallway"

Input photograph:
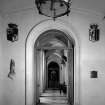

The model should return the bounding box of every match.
[34,29,74,105]
[39,89,69,105]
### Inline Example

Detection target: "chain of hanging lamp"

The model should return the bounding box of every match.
[35,0,72,20]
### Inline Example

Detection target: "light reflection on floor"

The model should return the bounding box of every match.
[39,89,68,105]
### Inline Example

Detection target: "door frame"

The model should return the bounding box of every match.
[25,19,80,105]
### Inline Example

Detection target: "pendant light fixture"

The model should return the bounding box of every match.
[35,0,72,20]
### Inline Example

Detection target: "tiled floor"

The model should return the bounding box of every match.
[39,89,69,105]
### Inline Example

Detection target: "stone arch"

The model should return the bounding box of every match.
[25,19,80,105]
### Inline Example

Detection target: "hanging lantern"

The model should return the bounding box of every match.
[35,0,72,20]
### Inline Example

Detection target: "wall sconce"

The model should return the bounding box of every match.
[89,24,100,42]
[7,23,18,42]
[61,59,65,65]
[62,55,67,62]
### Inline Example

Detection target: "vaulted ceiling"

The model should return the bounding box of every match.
[0,0,105,16]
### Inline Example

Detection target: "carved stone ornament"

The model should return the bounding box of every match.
[8,59,16,80]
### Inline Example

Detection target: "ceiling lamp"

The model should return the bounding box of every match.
[35,0,72,20]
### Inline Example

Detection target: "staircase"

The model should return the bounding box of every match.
[38,89,69,105]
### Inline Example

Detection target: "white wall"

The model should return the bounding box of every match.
[0,6,105,105]
[75,14,105,105]
[0,15,4,105]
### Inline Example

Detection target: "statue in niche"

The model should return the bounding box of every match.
[8,59,15,80]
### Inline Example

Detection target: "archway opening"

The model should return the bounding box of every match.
[48,61,60,89]
[26,19,80,105]
[34,29,74,105]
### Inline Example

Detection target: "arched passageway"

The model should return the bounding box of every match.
[25,19,80,105]
[34,29,74,105]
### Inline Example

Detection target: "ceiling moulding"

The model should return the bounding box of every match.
[0,6,36,16]
[71,7,104,20]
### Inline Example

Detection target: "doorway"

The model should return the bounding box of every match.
[48,61,60,89]
[34,29,74,105]
[26,19,80,105]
